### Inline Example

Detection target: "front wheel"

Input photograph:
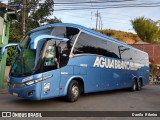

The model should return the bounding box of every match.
[66,80,80,102]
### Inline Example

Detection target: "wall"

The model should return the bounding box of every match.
[130,44,160,65]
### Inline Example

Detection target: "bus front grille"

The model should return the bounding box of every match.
[8,82,26,88]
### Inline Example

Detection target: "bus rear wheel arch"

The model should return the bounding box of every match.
[66,79,84,102]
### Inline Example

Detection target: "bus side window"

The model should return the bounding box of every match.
[73,32,120,58]
[119,46,131,60]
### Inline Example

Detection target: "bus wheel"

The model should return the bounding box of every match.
[136,79,142,91]
[130,79,137,91]
[66,80,80,102]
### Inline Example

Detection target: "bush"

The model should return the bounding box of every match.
[6,47,16,66]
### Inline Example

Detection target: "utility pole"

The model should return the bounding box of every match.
[99,14,101,30]
[95,10,102,30]
[99,15,103,30]
[95,10,99,30]
[22,0,26,37]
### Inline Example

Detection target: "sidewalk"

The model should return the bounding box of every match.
[0,85,8,94]
[0,66,10,94]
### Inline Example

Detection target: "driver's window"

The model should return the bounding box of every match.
[43,40,60,72]
[44,45,56,66]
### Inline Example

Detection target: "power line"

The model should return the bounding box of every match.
[54,12,130,25]
[54,0,139,4]
[55,10,137,18]
[55,2,160,6]
[53,0,160,11]
[54,4,160,11]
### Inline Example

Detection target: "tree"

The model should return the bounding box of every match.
[47,17,62,24]
[8,0,62,42]
[131,17,160,43]
[7,0,62,65]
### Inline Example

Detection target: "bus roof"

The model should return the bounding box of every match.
[27,23,147,55]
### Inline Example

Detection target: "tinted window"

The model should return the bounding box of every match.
[73,32,120,58]
[53,27,80,67]
[128,49,139,63]
[119,46,131,60]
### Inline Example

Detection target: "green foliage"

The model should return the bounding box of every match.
[131,17,160,43]
[47,17,62,24]
[8,0,61,42]
[30,0,54,23]
[6,47,16,66]
[7,0,62,65]
[9,22,22,42]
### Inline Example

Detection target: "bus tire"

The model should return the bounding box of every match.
[130,79,137,91]
[136,79,142,91]
[66,80,80,102]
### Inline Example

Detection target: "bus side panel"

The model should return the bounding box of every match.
[100,60,134,90]
[59,66,87,96]
[85,67,101,93]
[41,69,61,99]
[59,66,74,96]
[99,68,119,91]
[139,66,150,86]
[123,69,132,88]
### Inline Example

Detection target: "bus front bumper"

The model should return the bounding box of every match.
[8,82,41,100]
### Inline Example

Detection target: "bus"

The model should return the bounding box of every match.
[1,23,149,102]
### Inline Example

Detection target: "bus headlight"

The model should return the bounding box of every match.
[25,80,35,86]
[24,78,43,86]
[24,75,52,86]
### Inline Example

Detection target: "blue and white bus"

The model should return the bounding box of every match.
[1,23,149,102]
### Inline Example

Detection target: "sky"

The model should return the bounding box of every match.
[1,0,160,33]
[53,0,160,33]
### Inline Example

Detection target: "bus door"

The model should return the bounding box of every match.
[41,40,61,99]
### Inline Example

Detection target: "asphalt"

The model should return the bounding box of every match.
[0,84,160,120]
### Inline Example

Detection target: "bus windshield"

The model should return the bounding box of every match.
[10,26,80,77]
[10,36,37,77]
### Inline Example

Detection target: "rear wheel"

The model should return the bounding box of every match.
[66,80,80,102]
[136,79,142,91]
[130,79,137,91]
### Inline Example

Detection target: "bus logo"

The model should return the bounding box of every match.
[93,57,131,70]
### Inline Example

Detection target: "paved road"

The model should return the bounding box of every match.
[0,85,160,120]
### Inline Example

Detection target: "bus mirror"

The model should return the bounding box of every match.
[1,43,21,55]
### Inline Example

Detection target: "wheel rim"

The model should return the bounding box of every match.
[71,85,79,98]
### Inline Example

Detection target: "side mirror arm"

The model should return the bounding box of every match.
[1,43,21,55]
